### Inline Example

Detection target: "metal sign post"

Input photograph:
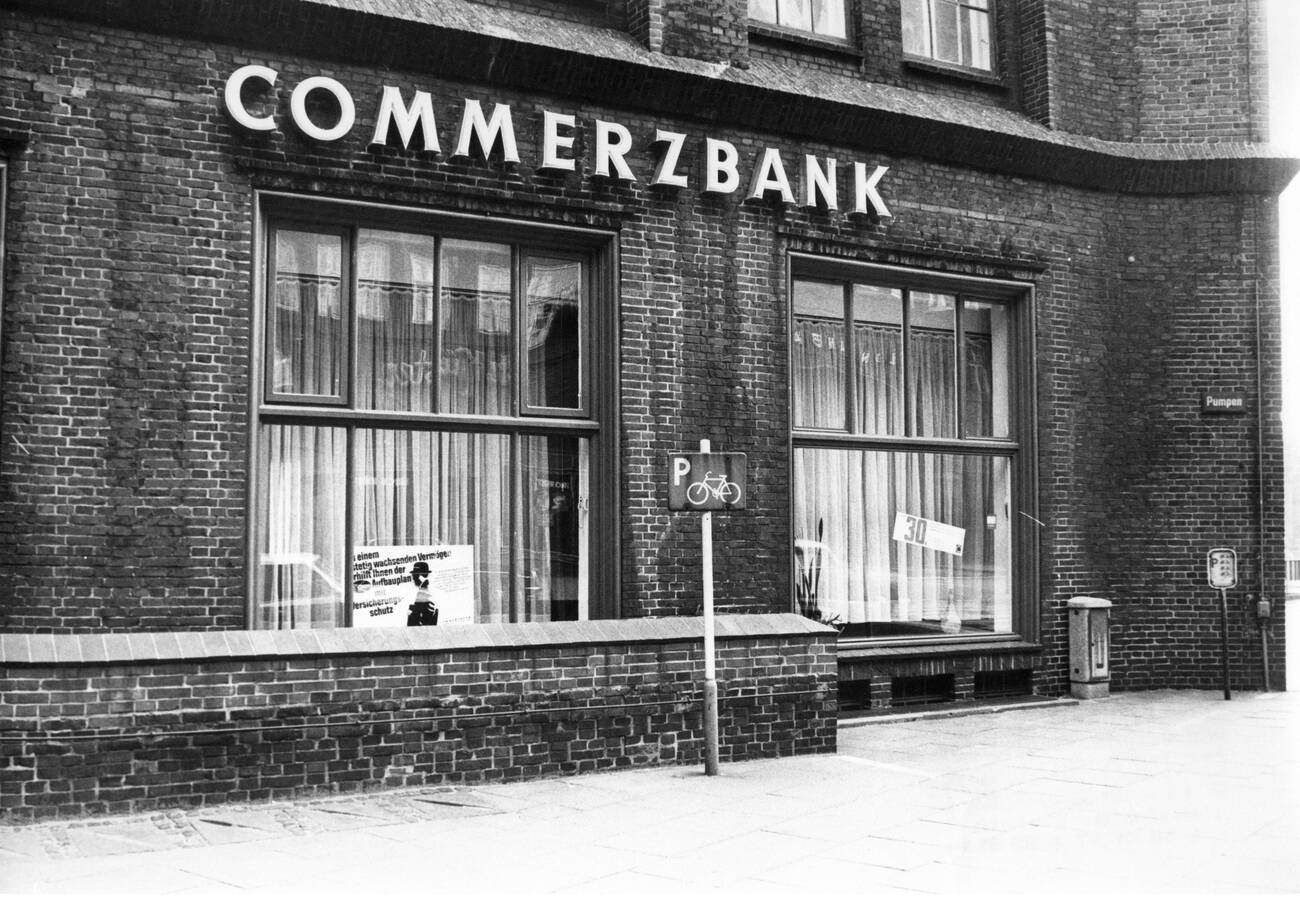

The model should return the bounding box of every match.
[1207,548,1237,701]
[668,443,746,777]
[699,439,719,776]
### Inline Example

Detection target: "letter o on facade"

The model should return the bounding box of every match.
[289,76,356,142]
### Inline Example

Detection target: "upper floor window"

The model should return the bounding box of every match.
[902,0,992,71]
[749,0,848,41]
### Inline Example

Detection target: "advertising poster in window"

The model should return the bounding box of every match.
[352,545,474,627]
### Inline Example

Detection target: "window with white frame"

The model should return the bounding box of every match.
[790,261,1028,639]
[901,0,993,71]
[749,0,849,41]
[253,200,613,630]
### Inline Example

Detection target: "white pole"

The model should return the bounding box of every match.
[700,437,720,776]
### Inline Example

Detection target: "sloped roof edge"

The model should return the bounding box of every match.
[10,0,1300,195]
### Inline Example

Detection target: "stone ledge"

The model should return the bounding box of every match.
[0,614,835,665]
[836,639,1043,662]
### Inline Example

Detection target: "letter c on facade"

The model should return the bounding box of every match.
[224,65,279,132]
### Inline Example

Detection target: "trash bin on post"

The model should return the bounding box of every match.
[1068,596,1112,699]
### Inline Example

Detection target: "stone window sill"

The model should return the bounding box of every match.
[748,22,861,60]
[902,55,1005,88]
[836,637,1042,661]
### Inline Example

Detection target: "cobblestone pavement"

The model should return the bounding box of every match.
[2,685,1296,895]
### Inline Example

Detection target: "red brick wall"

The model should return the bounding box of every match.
[1035,0,1268,142]
[0,619,838,820]
[0,6,1287,694]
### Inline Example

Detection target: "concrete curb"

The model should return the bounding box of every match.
[837,695,1080,727]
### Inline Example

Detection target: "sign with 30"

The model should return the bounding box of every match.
[892,513,966,557]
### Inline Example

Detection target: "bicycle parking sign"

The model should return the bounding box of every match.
[668,452,747,511]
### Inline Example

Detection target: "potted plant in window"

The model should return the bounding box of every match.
[796,518,843,632]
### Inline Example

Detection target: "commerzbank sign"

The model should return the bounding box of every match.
[223,66,892,217]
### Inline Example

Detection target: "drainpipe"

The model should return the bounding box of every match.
[1253,208,1272,691]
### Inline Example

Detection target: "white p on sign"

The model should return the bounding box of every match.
[1207,548,1237,589]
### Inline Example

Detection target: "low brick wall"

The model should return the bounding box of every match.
[0,615,837,821]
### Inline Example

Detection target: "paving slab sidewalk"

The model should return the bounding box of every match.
[2,689,1297,895]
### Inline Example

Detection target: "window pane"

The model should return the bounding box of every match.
[272,230,343,398]
[354,429,512,623]
[852,285,904,436]
[964,4,991,69]
[778,0,813,31]
[933,0,961,63]
[901,0,932,56]
[524,435,584,622]
[256,425,346,629]
[962,301,1011,438]
[812,0,847,38]
[440,239,512,415]
[910,292,957,437]
[793,279,846,430]
[793,448,1012,636]
[750,0,778,25]
[356,230,435,412]
[526,257,582,410]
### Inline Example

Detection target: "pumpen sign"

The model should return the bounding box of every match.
[222,66,893,218]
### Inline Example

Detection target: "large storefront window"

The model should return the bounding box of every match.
[791,263,1026,639]
[253,202,607,629]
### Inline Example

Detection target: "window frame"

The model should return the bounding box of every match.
[788,255,1037,645]
[900,0,998,77]
[264,223,352,407]
[246,192,620,627]
[519,249,590,419]
[747,0,855,48]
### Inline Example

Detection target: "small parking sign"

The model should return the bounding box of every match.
[667,453,747,511]
[1207,548,1237,590]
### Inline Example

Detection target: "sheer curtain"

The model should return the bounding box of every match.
[272,231,342,398]
[793,307,1000,633]
[355,230,435,412]
[258,425,345,629]
[355,430,511,622]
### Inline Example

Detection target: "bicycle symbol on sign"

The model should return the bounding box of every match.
[686,471,742,506]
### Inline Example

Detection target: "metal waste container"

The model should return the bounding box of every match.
[1068,596,1112,699]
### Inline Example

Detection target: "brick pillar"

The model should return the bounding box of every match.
[868,675,892,709]
[953,667,975,701]
[625,0,749,67]
[1017,0,1054,127]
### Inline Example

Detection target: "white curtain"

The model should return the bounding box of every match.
[355,430,511,622]
[272,232,342,398]
[355,230,435,412]
[258,426,345,629]
[793,321,1001,632]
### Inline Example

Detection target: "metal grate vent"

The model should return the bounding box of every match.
[973,669,1033,700]
[890,674,954,707]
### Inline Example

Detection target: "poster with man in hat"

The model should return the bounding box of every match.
[351,545,474,627]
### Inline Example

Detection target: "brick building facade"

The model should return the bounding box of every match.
[0,0,1294,818]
